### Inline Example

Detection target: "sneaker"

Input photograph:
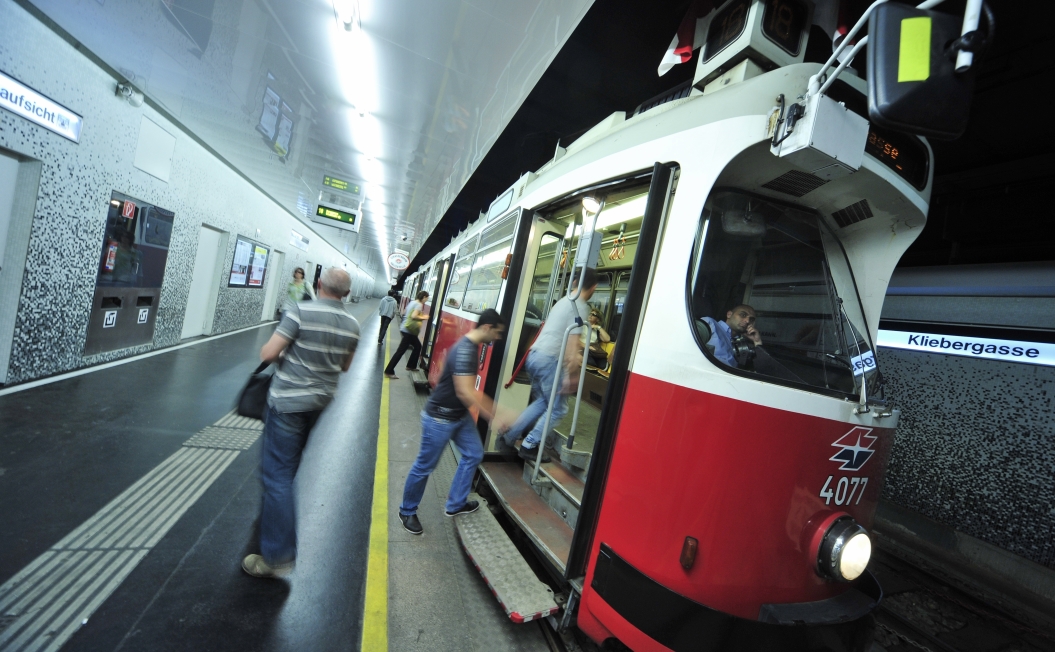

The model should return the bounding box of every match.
[241,554,293,578]
[400,513,423,535]
[445,500,480,517]
[518,445,551,464]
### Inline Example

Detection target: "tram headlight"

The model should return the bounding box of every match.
[582,196,601,214]
[817,517,871,582]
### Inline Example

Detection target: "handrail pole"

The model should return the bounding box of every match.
[531,201,602,480]
[564,203,601,451]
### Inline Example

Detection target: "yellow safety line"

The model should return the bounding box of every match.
[361,337,390,651]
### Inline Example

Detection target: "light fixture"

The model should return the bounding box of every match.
[333,0,358,32]
[581,196,601,213]
[115,81,144,107]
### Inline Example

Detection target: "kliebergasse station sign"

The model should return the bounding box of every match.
[877,329,1054,368]
[0,69,83,142]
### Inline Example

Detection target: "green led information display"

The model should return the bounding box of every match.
[323,175,360,195]
[316,205,357,225]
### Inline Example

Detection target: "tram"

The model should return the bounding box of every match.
[395,1,976,648]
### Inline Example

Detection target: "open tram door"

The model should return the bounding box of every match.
[468,163,676,626]
[419,255,453,377]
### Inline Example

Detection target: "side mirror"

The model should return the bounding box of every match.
[867,3,985,140]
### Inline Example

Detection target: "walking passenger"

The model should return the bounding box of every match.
[242,267,360,578]
[384,291,429,379]
[398,310,508,535]
[284,267,315,312]
[503,267,596,462]
[377,290,398,344]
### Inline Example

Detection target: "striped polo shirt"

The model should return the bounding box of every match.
[268,299,360,413]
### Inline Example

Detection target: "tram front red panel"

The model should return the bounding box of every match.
[582,372,893,624]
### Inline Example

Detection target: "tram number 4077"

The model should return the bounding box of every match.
[819,476,869,506]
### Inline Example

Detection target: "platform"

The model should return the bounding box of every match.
[0,301,550,652]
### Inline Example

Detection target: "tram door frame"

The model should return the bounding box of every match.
[482,164,677,578]
[483,210,568,452]
[565,162,677,577]
[421,255,453,372]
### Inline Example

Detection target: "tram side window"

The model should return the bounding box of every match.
[445,236,479,309]
[688,190,878,397]
[586,273,612,326]
[461,214,517,314]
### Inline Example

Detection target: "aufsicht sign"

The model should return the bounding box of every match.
[0,69,83,143]
[877,329,1054,368]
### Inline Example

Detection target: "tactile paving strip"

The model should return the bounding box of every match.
[454,493,559,623]
[182,426,262,451]
[212,410,264,431]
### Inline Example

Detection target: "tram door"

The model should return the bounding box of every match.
[480,164,677,578]
[421,256,452,372]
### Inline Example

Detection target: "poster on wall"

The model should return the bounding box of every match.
[257,87,280,140]
[274,114,294,157]
[248,244,269,287]
[229,237,252,287]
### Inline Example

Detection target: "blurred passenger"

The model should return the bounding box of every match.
[384,291,429,379]
[586,309,611,369]
[588,309,611,343]
[242,267,360,578]
[378,290,398,345]
[503,267,597,462]
[285,267,315,312]
[398,310,508,535]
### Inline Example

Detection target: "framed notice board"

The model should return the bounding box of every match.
[229,236,270,288]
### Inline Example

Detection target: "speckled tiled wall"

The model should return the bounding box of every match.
[879,348,1055,569]
[0,1,373,384]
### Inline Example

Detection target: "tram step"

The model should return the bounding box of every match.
[454,492,560,623]
[521,461,581,529]
[480,462,573,573]
[514,443,585,508]
[407,368,429,387]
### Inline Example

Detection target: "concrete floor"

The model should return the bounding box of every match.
[0,300,547,651]
[383,341,549,652]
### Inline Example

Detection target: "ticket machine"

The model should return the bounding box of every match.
[83,191,173,356]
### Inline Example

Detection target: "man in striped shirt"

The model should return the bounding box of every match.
[242,267,360,578]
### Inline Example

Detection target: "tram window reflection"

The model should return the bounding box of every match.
[688,190,878,398]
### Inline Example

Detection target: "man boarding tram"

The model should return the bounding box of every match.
[502,267,597,463]
[398,310,509,535]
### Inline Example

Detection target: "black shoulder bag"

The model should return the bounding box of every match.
[236,361,273,420]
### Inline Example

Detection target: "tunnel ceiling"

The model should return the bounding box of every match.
[26,0,591,282]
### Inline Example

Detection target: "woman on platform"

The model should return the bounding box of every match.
[284,267,315,313]
[384,291,429,379]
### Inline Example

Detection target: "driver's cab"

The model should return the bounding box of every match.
[689,188,879,398]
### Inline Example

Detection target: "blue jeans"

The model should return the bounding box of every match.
[503,350,568,449]
[400,413,484,516]
[260,406,320,565]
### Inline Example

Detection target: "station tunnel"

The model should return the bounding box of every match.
[0,1,1052,651]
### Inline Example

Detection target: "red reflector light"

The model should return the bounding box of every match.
[680,536,698,570]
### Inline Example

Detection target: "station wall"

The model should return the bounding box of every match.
[0,1,373,385]
[879,348,1055,570]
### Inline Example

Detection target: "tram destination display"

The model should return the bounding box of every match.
[229,236,270,288]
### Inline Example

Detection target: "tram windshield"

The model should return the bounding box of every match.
[689,190,878,397]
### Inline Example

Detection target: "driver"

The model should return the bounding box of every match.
[699,304,762,368]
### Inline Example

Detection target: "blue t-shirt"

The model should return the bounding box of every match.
[425,337,479,420]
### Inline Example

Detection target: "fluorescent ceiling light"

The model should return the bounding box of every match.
[594,195,647,231]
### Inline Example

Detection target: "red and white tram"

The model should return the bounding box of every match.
[394,1,976,648]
